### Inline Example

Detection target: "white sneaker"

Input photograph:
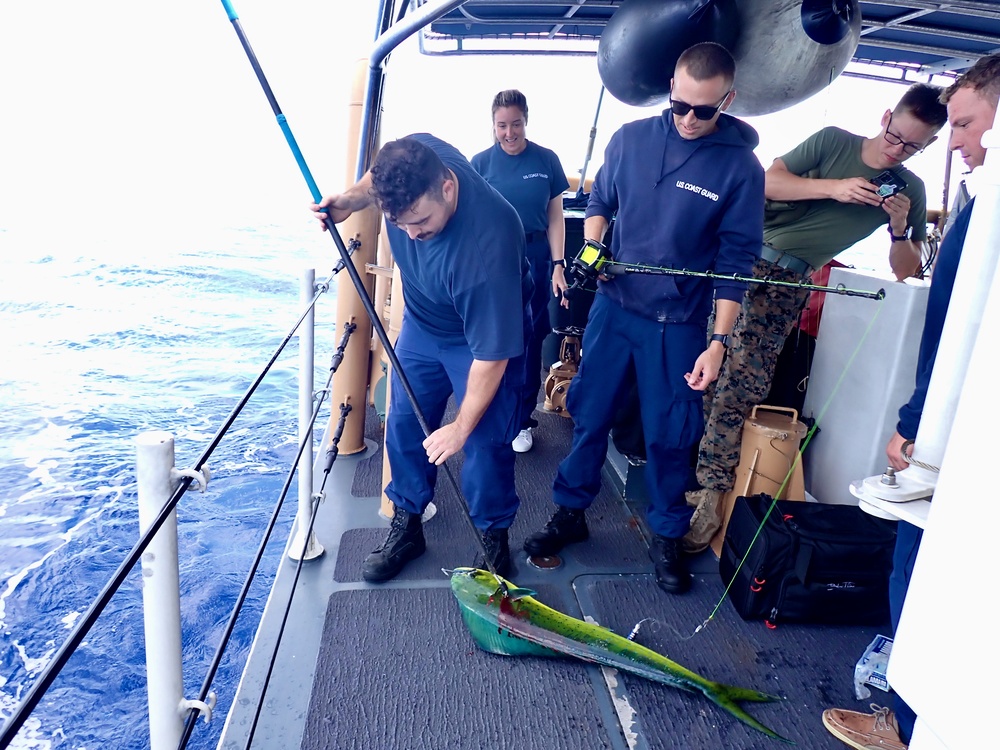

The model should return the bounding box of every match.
[512,428,534,453]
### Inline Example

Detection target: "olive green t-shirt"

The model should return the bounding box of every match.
[763,127,927,269]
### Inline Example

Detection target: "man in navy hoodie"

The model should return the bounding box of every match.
[523,42,764,594]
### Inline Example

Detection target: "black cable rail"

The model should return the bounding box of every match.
[0,270,341,750]
[176,321,357,750]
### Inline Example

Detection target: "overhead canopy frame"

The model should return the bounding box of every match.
[414,0,1000,81]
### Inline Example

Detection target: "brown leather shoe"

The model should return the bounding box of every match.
[822,704,907,750]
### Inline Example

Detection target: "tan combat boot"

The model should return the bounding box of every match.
[681,488,723,554]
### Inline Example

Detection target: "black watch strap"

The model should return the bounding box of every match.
[551,258,567,268]
[888,226,911,242]
[710,333,730,348]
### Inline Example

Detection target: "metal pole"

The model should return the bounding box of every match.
[356,0,467,178]
[135,431,185,750]
[289,269,323,561]
[576,85,605,195]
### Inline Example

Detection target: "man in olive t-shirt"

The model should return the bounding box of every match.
[684,83,948,552]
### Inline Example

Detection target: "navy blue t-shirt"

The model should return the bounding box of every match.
[383,133,526,361]
[471,141,569,234]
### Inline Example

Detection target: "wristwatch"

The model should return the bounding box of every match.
[710,333,730,347]
[888,226,911,242]
[551,258,567,268]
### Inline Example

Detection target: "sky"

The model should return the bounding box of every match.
[0,1,967,272]
[0,1,380,244]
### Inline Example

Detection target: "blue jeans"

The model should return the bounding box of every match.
[552,294,702,538]
[384,319,522,531]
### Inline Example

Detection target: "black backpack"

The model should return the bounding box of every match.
[719,494,897,626]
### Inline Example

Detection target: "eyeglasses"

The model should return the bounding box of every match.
[670,91,731,121]
[883,113,927,156]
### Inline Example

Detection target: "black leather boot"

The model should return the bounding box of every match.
[523,506,589,557]
[473,528,511,578]
[649,535,691,594]
[361,508,426,582]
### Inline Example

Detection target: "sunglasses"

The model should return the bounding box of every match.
[883,113,927,156]
[670,91,731,120]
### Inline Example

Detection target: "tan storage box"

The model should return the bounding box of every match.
[710,405,809,556]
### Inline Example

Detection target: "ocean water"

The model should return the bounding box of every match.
[0,221,340,749]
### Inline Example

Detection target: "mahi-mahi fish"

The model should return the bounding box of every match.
[449,567,790,743]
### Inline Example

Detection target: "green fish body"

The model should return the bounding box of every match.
[449,567,790,743]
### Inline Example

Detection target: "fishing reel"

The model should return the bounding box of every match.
[565,239,613,297]
[543,325,585,418]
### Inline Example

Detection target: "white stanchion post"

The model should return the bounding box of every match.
[289,268,324,561]
[135,430,185,750]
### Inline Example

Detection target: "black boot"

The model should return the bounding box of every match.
[473,528,511,578]
[523,505,589,557]
[361,508,426,582]
[649,535,691,594]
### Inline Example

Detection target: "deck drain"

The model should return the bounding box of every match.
[526,554,563,570]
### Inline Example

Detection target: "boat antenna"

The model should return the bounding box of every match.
[575,85,605,198]
[215,2,503,578]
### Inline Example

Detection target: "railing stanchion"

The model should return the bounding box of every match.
[289,268,324,561]
[135,431,186,750]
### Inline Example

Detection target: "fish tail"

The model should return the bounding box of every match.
[706,682,794,744]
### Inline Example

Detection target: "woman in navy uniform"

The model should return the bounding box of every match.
[472,90,569,454]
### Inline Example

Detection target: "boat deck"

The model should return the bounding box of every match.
[219,406,889,749]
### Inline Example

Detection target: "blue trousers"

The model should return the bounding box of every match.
[890,521,922,743]
[519,234,553,429]
[552,294,702,538]
[384,319,522,531]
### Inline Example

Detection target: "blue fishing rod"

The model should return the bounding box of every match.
[218,0,437,450]
[217,0,511,674]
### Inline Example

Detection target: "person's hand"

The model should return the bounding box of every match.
[684,347,725,391]
[882,193,911,235]
[423,422,470,465]
[885,431,913,472]
[310,194,355,230]
[551,265,570,308]
[828,177,883,206]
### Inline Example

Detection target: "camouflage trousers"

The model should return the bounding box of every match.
[696,257,812,492]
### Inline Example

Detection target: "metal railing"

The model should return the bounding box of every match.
[0,269,348,750]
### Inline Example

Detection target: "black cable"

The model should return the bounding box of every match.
[0,282,331,750]
[243,401,350,750]
[219,1,500,578]
[175,320,353,750]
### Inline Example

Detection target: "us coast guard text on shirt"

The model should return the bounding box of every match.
[675,180,719,201]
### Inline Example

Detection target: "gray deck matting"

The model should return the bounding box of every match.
[336,407,649,583]
[290,401,897,750]
[303,586,617,750]
[350,404,385,498]
[304,573,888,750]
[577,574,888,749]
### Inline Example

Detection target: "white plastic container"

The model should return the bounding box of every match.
[854,633,893,700]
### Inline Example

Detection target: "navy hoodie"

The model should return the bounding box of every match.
[896,197,975,440]
[586,110,764,324]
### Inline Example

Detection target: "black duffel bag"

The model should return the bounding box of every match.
[719,494,897,626]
